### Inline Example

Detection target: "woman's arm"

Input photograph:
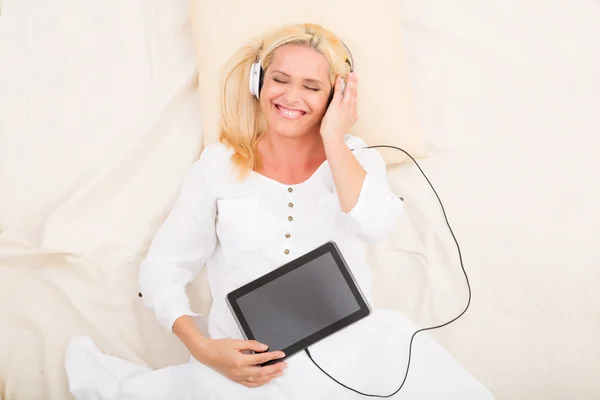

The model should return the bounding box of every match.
[173,315,211,354]
[325,135,403,242]
[138,151,217,332]
[321,74,403,242]
[140,148,288,387]
[322,134,366,213]
[321,73,364,212]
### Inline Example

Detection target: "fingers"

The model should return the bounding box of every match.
[245,349,286,366]
[235,362,287,388]
[343,72,358,103]
[236,374,269,388]
[239,362,287,380]
[249,361,288,377]
[333,75,345,101]
[336,73,357,120]
[240,372,282,388]
[233,340,269,353]
[243,380,265,388]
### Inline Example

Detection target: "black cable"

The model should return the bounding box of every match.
[304,145,471,398]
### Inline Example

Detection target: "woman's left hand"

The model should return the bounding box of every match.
[320,73,358,142]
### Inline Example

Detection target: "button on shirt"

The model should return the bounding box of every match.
[138,135,403,338]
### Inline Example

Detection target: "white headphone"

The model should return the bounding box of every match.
[249,41,354,100]
[249,60,263,99]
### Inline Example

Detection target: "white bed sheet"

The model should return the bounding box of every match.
[1,0,599,399]
[391,1,600,398]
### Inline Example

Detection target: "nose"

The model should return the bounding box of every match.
[283,84,301,105]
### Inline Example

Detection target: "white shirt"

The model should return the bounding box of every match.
[138,134,403,339]
[67,135,493,400]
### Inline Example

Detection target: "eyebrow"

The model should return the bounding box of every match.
[271,70,324,87]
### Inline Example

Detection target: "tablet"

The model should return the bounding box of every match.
[226,241,371,366]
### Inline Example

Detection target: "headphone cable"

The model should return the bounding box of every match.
[304,144,471,398]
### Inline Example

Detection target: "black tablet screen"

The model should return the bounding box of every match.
[235,251,361,352]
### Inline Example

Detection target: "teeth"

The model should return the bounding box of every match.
[277,106,303,118]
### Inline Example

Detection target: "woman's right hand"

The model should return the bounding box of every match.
[194,338,288,388]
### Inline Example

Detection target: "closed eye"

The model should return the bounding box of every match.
[272,77,319,91]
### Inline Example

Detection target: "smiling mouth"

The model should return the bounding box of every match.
[275,104,306,119]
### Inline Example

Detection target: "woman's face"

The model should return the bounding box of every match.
[259,44,332,139]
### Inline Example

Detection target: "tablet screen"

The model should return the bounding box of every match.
[235,251,362,352]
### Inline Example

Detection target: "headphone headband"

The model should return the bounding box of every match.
[340,40,354,73]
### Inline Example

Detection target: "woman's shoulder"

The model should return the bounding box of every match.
[198,141,234,164]
[181,141,236,188]
[190,141,234,173]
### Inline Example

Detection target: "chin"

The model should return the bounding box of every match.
[268,124,308,138]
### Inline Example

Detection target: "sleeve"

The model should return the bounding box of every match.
[340,135,404,242]
[138,150,217,332]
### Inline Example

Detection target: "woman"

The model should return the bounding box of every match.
[66,23,495,399]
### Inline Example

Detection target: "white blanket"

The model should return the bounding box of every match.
[1,0,599,399]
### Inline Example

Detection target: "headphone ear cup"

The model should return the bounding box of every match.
[326,78,346,106]
[249,62,261,99]
[258,66,265,99]
[327,87,335,106]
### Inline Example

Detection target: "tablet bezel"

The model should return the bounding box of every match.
[226,241,371,366]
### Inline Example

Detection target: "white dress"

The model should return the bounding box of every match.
[65,135,495,400]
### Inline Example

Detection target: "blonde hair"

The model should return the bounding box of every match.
[218,23,353,177]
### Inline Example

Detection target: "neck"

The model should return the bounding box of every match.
[257,130,326,177]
